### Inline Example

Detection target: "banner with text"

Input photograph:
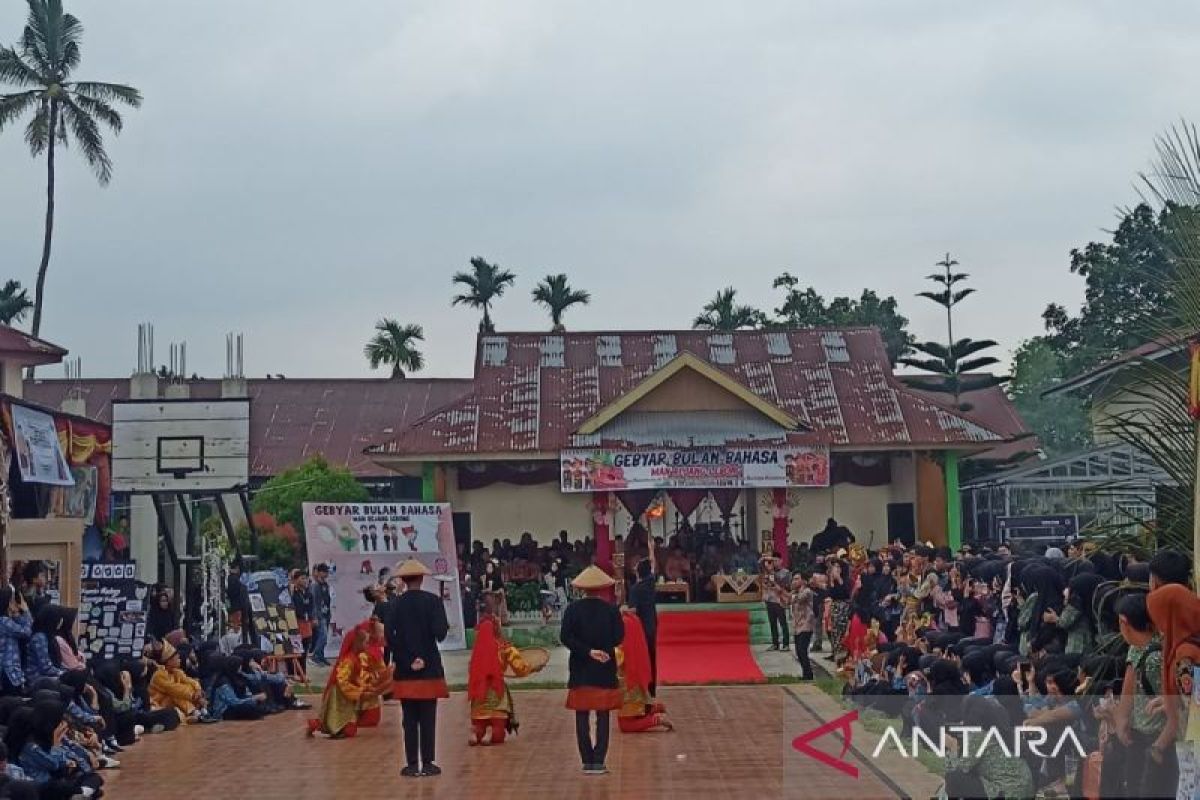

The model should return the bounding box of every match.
[301,502,466,656]
[560,445,830,492]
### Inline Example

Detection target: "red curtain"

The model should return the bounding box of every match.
[771,487,789,569]
[667,489,706,519]
[616,490,657,519]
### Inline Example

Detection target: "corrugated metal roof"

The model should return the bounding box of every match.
[23,377,472,477]
[374,328,1008,456]
[578,410,790,448]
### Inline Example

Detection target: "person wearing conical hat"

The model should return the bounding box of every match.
[559,565,624,775]
[149,640,208,722]
[384,558,449,778]
[466,594,542,746]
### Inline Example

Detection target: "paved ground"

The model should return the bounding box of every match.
[104,684,941,800]
[305,639,809,687]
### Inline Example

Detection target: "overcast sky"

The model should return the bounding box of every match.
[1,1,1196,380]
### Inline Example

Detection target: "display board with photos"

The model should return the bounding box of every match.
[79,561,147,662]
[247,570,302,657]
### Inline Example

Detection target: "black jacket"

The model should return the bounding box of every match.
[560,597,624,689]
[385,590,449,682]
[627,577,658,642]
[291,585,313,623]
[311,580,332,622]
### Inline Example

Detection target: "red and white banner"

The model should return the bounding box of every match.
[559,445,830,492]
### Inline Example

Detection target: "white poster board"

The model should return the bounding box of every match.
[301,502,467,654]
[11,403,74,486]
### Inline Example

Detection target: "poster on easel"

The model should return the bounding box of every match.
[301,502,466,658]
[246,570,302,657]
[78,561,146,661]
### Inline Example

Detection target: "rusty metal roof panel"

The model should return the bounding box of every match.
[372,328,1007,456]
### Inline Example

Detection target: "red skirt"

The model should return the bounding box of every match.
[393,678,449,700]
[565,687,622,711]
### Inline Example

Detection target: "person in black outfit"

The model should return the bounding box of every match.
[386,559,449,779]
[560,566,625,776]
[627,557,658,697]
[225,561,256,646]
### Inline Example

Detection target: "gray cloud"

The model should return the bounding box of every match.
[1,1,1196,380]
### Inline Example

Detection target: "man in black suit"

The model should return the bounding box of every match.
[627,556,658,696]
[386,559,449,778]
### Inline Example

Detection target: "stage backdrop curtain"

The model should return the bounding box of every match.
[457,461,558,490]
[667,489,706,519]
[709,489,741,518]
[831,454,891,487]
[771,488,789,569]
[616,490,657,520]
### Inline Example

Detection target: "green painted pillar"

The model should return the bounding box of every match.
[421,463,435,502]
[945,452,962,551]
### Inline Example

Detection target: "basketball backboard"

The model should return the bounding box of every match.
[112,399,251,492]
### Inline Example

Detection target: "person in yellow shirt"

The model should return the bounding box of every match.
[467,603,539,746]
[149,641,208,722]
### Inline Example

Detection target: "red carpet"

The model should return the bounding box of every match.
[656,610,765,685]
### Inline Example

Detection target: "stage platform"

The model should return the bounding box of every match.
[105,685,940,799]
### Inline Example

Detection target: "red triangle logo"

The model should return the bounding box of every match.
[790,710,859,779]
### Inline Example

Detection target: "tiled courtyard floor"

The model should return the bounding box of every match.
[105,684,941,799]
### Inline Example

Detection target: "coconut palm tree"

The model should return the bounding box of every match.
[452,257,516,333]
[693,287,764,330]
[0,0,143,355]
[532,274,590,331]
[0,281,33,325]
[364,319,425,378]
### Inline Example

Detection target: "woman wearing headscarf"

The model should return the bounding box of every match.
[145,589,178,643]
[1147,583,1200,793]
[825,559,853,661]
[1017,566,1064,657]
[23,605,63,683]
[1043,572,1103,655]
[307,619,391,738]
[0,587,30,697]
[615,608,671,734]
[467,597,540,746]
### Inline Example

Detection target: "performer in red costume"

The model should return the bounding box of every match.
[466,599,540,746]
[616,608,672,734]
[307,619,391,738]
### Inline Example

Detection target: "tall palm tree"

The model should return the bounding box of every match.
[532,273,590,332]
[693,287,763,331]
[452,257,516,333]
[364,319,425,378]
[0,281,34,325]
[0,0,142,354]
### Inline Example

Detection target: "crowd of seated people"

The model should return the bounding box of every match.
[0,561,310,799]
[828,541,1198,798]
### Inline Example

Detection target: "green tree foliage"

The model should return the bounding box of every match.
[899,254,1005,408]
[770,273,914,363]
[532,274,590,331]
[452,257,516,334]
[364,319,424,378]
[1006,339,1090,457]
[1042,202,1190,376]
[251,457,369,555]
[0,0,142,346]
[237,511,301,570]
[693,287,764,331]
[0,280,33,325]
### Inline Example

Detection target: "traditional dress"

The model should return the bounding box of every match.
[467,615,533,745]
[386,559,450,777]
[308,621,391,738]
[560,566,624,773]
[616,610,668,734]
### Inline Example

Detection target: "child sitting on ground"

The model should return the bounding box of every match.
[209,656,270,721]
[149,642,212,723]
